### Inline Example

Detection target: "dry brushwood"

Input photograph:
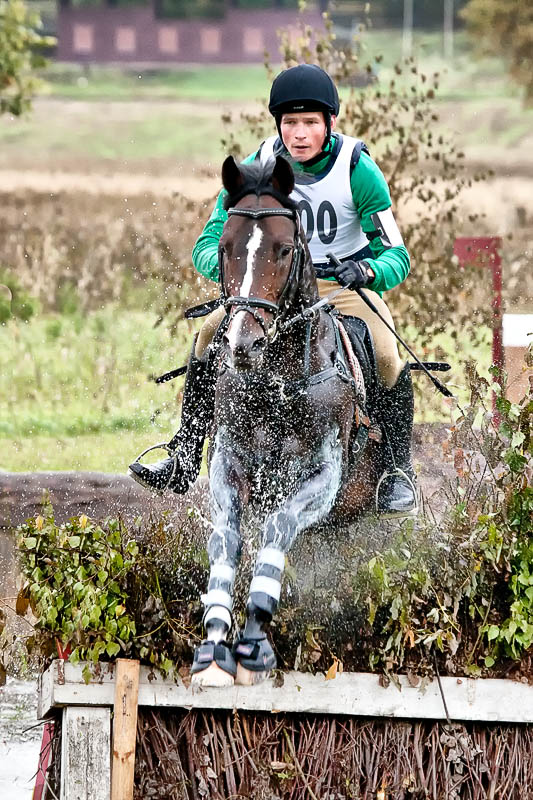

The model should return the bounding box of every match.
[132,708,533,800]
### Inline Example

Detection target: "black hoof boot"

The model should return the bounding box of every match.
[233,635,277,673]
[191,640,237,678]
[234,602,276,684]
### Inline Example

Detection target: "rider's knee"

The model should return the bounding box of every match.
[377,354,405,390]
[195,306,227,359]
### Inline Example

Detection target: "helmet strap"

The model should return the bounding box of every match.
[324,112,332,146]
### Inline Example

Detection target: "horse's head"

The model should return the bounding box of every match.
[219,155,313,371]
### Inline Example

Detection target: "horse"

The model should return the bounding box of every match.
[191,154,382,688]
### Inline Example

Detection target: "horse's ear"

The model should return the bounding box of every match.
[271,156,295,198]
[222,156,244,197]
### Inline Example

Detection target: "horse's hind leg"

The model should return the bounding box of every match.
[191,436,244,688]
[235,431,343,685]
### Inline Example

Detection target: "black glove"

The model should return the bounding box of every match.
[333,259,373,289]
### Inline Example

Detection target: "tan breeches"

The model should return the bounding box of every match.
[195,281,404,389]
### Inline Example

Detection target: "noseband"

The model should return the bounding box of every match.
[220,205,305,341]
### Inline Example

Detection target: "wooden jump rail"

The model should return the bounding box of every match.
[38,659,533,800]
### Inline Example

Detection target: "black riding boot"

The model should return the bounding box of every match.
[128,340,215,495]
[375,363,418,516]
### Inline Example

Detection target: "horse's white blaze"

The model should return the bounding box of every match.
[225,225,263,352]
[225,311,247,353]
[241,224,262,296]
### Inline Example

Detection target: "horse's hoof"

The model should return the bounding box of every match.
[190,640,236,690]
[191,661,235,690]
[235,663,271,686]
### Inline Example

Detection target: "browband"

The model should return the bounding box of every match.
[227,207,297,220]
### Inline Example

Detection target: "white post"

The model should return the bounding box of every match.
[443,0,454,60]
[403,0,414,58]
[60,706,111,800]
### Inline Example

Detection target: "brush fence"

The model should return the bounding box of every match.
[38,660,533,800]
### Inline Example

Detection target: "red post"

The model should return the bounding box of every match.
[453,237,503,413]
[33,721,55,800]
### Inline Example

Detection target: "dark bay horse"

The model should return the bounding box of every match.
[192,155,381,688]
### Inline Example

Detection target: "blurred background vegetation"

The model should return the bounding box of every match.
[0,0,531,472]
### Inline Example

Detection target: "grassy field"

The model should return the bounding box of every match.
[0,301,492,472]
[42,63,272,101]
[1,30,531,173]
[0,307,195,471]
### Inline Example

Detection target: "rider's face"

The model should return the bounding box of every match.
[280,112,336,162]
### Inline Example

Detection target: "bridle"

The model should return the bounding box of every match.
[219,205,306,342]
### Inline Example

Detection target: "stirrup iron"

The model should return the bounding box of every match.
[375,467,419,518]
[128,442,179,493]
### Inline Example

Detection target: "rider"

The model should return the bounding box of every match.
[129,63,417,516]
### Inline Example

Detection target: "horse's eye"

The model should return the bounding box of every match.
[279,245,293,260]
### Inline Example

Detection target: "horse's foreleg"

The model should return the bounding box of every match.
[192,432,245,688]
[235,430,343,684]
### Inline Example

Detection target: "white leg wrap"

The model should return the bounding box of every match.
[209,563,236,584]
[256,547,285,571]
[201,589,233,610]
[250,575,282,601]
[204,605,232,628]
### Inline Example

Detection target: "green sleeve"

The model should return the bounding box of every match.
[191,149,260,283]
[350,151,410,295]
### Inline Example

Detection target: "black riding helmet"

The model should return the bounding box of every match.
[268,64,340,148]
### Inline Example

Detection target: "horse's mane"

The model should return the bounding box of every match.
[223,158,298,212]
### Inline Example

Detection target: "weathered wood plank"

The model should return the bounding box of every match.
[111,660,139,800]
[39,661,533,724]
[60,706,111,800]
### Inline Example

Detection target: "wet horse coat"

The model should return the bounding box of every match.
[195,155,380,686]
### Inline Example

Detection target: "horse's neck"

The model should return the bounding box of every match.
[274,306,333,381]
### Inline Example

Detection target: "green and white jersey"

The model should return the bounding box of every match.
[192,132,410,297]
[260,134,371,265]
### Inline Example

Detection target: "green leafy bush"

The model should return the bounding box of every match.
[16,503,208,679]
[0,0,55,116]
[18,510,139,672]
